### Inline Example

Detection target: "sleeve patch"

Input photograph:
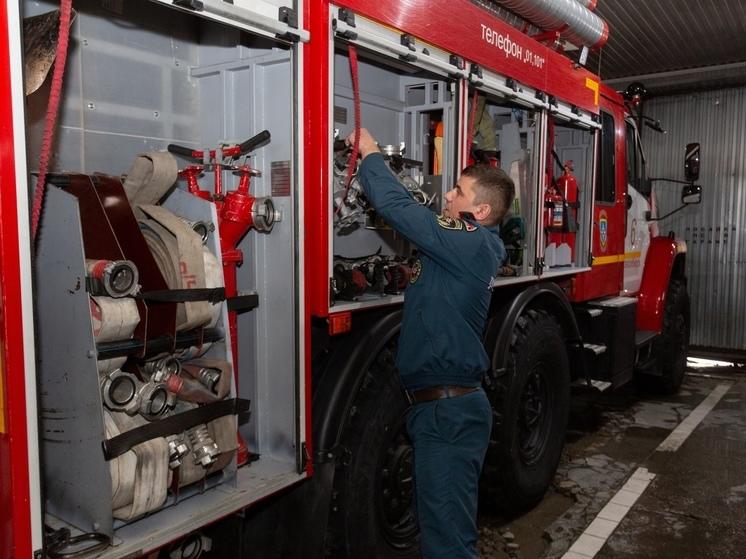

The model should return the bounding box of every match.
[436,215,464,230]
[410,259,422,284]
[436,215,477,231]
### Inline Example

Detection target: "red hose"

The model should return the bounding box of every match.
[31,0,74,240]
[336,44,361,214]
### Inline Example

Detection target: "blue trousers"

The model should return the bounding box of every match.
[406,389,492,559]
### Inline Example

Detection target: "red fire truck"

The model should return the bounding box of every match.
[0,0,702,557]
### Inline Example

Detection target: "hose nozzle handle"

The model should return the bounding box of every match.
[239,130,271,155]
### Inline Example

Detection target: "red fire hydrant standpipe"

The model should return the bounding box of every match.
[168,130,276,466]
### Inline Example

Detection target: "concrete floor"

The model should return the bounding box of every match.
[476,366,746,559]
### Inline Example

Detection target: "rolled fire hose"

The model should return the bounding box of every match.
[106,410,169,520]
[122,151,179,207]
[139,208,212,332]
[90,296,140,343]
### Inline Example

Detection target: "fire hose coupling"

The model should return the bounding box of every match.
[167,434,190,470]
[144,356,182,382]
[252,197,282,232]
[194,366,220,393]
[138,381,172,419]
[169,532,213,559]
[167,434,190,469]
[333,138,431,230]
[85,259,140,298]
[179,218,215,244]
[101,369,171,419]
[101,370,141,415]
[188,424,220,467]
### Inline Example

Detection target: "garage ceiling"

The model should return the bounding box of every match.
[480,0,746,96]
[591,0,746,96]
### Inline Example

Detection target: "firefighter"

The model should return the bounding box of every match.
[347,128,514,559]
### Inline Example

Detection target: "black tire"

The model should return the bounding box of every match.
[646,279,690,394]
[325,341,419,559]
[481,309,571,512]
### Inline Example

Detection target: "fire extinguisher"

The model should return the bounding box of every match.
[556,160,579,230]
[544,184,564,231]
[555,159,580,259]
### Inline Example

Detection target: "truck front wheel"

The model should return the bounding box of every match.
[324,340,419,558]
[646,278,690,394]
[481,308,571,512]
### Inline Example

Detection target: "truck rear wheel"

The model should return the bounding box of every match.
[481,309,570,512]
[646,279,690,394]
[325,341,419,558]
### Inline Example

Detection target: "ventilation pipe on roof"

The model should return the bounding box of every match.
[496,0,609,48]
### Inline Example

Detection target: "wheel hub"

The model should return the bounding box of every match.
[519,366,550,464]
[377,418,418,548]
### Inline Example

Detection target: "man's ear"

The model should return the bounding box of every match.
[474,203,492,222]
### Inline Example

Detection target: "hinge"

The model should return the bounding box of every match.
[469,64,483,85]
[276,6,301,42]
[548,95,558,108]
[449,54,465,71]
[333,9,357,40]
[534,257,545,272]
[400,33,416,51]
[301,442,311,470]
[505,77,519,93]
[315,445,350,465]
[571,105,580,115]
[330,277,338,305]
[337,8,356,26]
[399,34,417,62]
[278,7,298,29]
[535,90,546,103]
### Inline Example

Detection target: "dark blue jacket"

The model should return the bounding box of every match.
[358,153,506,390]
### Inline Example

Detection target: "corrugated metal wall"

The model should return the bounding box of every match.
[642,86,746,351]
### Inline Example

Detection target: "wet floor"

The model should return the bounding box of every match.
[477,366,746,559]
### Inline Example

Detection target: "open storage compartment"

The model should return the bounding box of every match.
[541,113,597,276]
[468,88,541,284]
[25,0,304,555]
[329,20,461,311]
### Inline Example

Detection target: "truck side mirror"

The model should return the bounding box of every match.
[684,143,700,181]
[681,183,702,205]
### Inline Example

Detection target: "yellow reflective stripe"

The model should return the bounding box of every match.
[593,251,642,266]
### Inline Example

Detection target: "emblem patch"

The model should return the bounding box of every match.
[599,210,609,253]
[410,259,422,284]
[436,215,463,230]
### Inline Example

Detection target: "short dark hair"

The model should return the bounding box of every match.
[461,165,515,225]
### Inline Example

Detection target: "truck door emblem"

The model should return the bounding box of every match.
[599,210,608,252]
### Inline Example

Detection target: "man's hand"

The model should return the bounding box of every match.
[346,128,379,160]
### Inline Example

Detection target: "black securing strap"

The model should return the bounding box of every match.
[137,287,226,304]
[102,398,251,461]
[227,292,260,313]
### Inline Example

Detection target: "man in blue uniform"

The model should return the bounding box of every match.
[347,129,514,559]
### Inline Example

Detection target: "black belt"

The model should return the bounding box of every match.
[406,385,479,404]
